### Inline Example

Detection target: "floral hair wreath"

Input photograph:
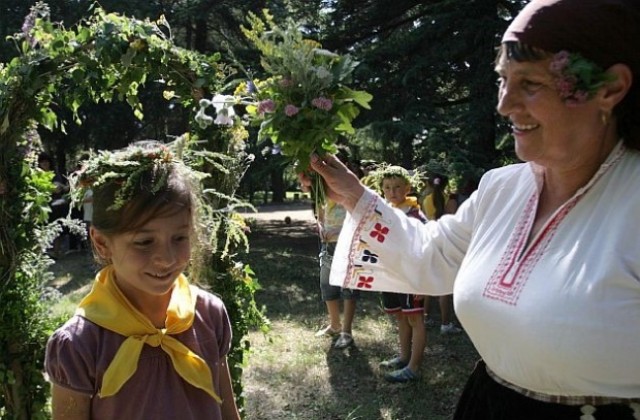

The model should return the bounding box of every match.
[549,50,617,105]
[69,142,176,212]
[365,164,424,194]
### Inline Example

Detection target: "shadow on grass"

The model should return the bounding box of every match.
[243,217,480,419]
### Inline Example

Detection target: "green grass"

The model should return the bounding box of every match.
[49,215,479,420]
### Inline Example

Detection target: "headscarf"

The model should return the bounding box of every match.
[502,0,640,147]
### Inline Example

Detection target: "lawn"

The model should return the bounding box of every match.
[49,214,479,420]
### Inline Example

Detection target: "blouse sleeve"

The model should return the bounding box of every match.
[330,187,476,296]
[44,318,97,395]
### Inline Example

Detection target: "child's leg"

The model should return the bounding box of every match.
[325,299,342,331]
[406,312,426,373]
[342,298,356,334]
[439,295,453,325]
[397,313,412,362]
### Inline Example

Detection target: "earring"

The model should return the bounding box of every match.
[601,111,610,126]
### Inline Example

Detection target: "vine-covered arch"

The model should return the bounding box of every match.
[0,4,262,418]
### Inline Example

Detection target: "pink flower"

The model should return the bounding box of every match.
[311,96,333,111]
[284,104,299,117]
[257,99,276,115]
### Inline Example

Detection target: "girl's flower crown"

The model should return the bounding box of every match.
[549,50,616,105]
[69,142,175,211]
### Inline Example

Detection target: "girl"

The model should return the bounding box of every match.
[45,142,240,419]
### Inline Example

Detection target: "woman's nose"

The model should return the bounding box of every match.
[496,81,519,117]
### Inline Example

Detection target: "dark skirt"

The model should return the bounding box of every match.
[453,360,637,420]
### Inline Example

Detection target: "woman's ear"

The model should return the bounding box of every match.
[600,63,633,112]
[89,226,111,260]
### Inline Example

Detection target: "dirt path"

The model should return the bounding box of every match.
[240,200,316,222]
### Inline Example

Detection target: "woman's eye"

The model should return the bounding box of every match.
[522,80,543,91]
[133,239,153,247]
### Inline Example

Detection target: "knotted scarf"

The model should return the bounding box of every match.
[76,266,222,403]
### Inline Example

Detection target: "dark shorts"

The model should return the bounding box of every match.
[319,243,359,301]
[454,360,638,420]
[382,292,423,314]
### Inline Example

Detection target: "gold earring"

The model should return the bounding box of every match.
[601,111,610,126]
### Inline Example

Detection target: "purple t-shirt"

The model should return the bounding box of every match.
[45,288,232,420]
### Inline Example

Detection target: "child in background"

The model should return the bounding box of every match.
[315,197,359,348]
[377,166,427,383]
[45,142,240,420]
[421,175,462,335]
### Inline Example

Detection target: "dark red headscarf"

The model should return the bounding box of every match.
[502,0,640,147]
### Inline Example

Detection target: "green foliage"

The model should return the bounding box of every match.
[198,9,372,172]
[0,4,266,418]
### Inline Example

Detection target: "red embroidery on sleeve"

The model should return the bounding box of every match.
[357,275,374,289]
[370,223,389,243]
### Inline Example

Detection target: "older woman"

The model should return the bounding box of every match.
[303,0,640,418]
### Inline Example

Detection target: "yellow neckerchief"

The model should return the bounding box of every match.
[391,196,420,211]
[75,266,222,403]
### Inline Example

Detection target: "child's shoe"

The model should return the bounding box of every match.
[384,366,419,383]
[315,325,340,337]
[333,332,353,349]
[379,356,408,370]
[440,322,462,335]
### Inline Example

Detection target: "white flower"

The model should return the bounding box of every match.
[210,94,236,126]
[314,48,339,59]
[214,112,235,126]
[315,66,332,81]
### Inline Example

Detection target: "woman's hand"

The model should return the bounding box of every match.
[299,153,365,212]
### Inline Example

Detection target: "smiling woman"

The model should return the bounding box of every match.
[303,0,640,419]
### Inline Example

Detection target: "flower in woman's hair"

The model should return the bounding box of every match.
[246,80,257,94]
[284,104,299,117]
[549,50,616,105]
[257,99,276,116]
[433,177,441,186]
[311,96,333,111]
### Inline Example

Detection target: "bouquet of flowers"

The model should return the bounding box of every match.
[196,10,372,173]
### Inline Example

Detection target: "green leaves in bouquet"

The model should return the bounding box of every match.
[241,10,372,172]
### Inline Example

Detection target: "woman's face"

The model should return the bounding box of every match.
[91,208,192,309]
[496,54,608,171]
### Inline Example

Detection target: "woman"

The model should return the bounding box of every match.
[302,0,640,418]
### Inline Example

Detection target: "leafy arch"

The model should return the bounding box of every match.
[0,4,262,418]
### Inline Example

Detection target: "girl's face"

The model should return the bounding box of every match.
[382,177,411,206]
[91,207,192,309]
[495,55,607,171]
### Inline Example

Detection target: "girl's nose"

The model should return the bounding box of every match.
[154,243,177,266]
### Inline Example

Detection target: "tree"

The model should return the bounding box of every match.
[323,0,524,179]
[0,5,265,417]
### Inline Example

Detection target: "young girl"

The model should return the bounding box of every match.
[45,142,240,420]
[376,166,427,383]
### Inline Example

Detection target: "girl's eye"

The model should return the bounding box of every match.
[133,239,153,247]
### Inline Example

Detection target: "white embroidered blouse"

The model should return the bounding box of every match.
[330,142,640,399]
